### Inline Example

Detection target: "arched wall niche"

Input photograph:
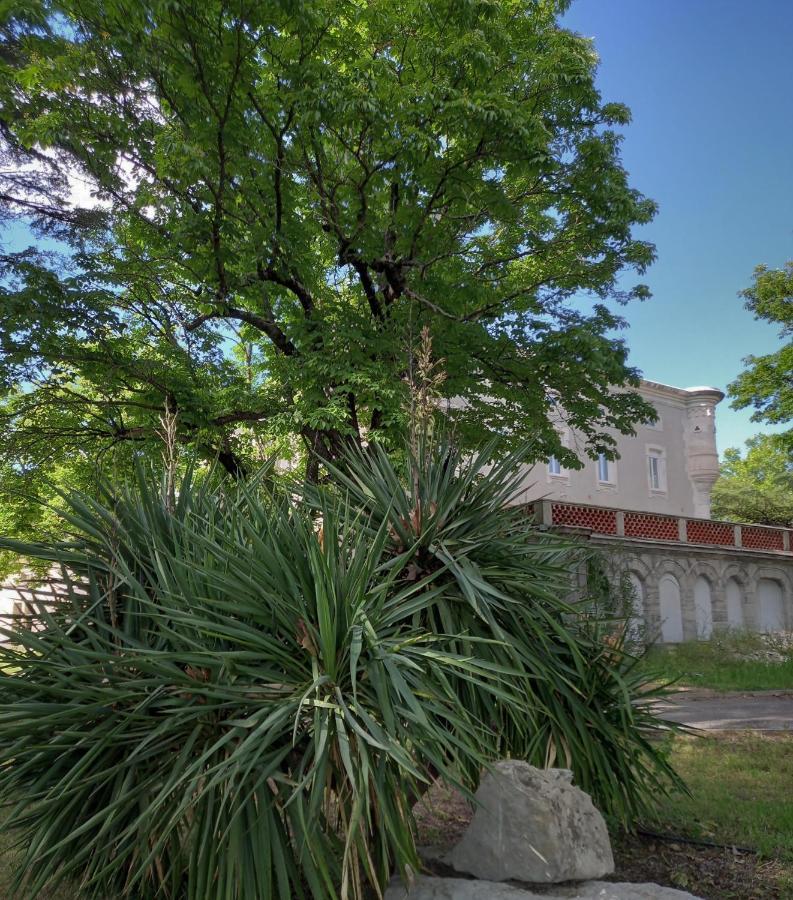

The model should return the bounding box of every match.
[725,577,744,629]
[758,578,786,632]
[658,573,684,643]
[626,572,646,642]
[693,575,713,639]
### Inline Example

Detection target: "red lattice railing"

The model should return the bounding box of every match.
[536,501,791,553]
[685,519,735,547]
[550,503,618,535]
[741,525,785,552]
[624,512,681,542]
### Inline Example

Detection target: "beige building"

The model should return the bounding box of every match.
[523,378,793,641]
[517,380,724,519]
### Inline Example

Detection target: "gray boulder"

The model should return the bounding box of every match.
[446,761,614,883]
[385,875,703,899]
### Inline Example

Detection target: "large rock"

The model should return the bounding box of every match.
[446,761,614,883]
[385,875,703,899]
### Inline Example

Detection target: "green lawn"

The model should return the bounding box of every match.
[646,733,793,861]
[640,632,793,692]
[0,818,82,899]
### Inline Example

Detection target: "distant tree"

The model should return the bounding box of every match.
[1,0,656,504]
[711,434,793,527]
[728,260,793,448]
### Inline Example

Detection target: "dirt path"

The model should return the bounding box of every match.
[656,688,793,731]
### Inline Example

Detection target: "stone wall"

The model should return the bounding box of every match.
[588,534,793,642]
[532,499,793,642]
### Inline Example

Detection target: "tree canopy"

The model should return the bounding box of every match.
[728,260,793,448]
[711,433,793,528]
[1,0,656,506]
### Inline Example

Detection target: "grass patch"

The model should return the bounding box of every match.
[646,732,793,861]
[0,813,83,899]
[640,631,793,691]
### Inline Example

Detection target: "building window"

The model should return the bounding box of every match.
[546,428,570,480]
[597,453,615,485]
[647,447,667,492]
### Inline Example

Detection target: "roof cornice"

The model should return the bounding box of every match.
[639,379,725,404]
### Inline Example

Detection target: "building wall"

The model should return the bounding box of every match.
[513,381,724,519]
[0,572,62,643]
[588,535,793,643]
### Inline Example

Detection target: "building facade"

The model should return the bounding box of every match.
[524,379,793,641]
[515,380,724,519]
[533,498,793,641]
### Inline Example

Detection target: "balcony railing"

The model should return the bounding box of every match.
[531,500,792,555]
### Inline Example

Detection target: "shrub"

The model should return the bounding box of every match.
[0,440,680,899]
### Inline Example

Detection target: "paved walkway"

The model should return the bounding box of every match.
[656,689,793,731]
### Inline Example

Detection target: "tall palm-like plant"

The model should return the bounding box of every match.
[0,441,679,899]
[312,438,679,813]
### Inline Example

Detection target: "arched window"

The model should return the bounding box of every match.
[658,573,683,643]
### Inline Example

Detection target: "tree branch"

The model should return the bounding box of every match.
[185,304,298,356]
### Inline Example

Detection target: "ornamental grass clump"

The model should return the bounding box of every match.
[0,440,680,899]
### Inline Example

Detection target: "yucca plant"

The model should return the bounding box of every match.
[311,438,681,816]
[0,440,680,899]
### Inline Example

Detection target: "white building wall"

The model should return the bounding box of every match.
[515,381,724,518]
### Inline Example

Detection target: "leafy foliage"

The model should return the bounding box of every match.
[0,439,679,899]
[1,0,655,513]
[728,260,793,445]
[711,433,793,527]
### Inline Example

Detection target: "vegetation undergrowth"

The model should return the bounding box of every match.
[644,733,793,862]
[0,438,680,899]
[640,632,793,692]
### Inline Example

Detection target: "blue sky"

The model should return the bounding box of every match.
[563,0,793,454]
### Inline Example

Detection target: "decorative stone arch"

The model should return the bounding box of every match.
[687,559,722,585]
[646,557,689,592]
[722,563,750,586]
[623,554,653,583]
[754,564,793,592]
[754,566,793,632]
[619,557,652,643]
[686,560,725,633]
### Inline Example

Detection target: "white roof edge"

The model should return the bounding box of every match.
[683,385,726,395]
[639,379,725,402]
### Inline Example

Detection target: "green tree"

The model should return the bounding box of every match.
[728,260,793,445]
[1,0,656,498]
[711,433,793,527]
